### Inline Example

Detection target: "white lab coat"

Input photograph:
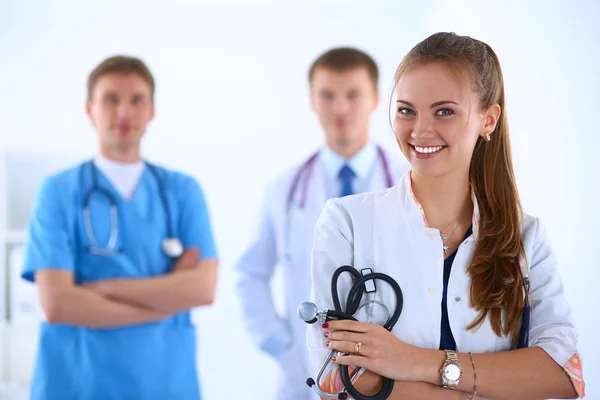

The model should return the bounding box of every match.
[235,144,409,399]
[307,172,580,393]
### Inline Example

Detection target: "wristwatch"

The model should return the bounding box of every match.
[440,350,462,389]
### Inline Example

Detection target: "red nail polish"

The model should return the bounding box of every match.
[332,356,337,362]
[326,341,330,347]
[322,323,329,329]
[324,332,329,338]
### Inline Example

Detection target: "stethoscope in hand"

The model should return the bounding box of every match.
[298,264,531,400]
[82,160,184,258]
[298,266,404,400]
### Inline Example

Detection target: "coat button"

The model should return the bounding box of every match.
[428,287,435,294]
[454,296,462,302]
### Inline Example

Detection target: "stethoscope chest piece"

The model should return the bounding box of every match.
[162,237,184,258]
[298,266,403,400]
[297,301,319,324]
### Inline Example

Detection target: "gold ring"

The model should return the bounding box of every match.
[355,342,362,356]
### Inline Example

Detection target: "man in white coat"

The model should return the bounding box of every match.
[235,47,410,399]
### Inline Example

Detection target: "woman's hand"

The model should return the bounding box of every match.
[324,319,427,382]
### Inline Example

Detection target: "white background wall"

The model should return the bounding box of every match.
[0,0,598,399]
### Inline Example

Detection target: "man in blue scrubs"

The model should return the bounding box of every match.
[22,55,218,400]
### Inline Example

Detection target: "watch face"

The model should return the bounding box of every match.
[444,364,461,381]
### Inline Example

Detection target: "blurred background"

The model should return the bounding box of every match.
[0,0,598,398]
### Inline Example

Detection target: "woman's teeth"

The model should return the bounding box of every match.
[414,145,444,154]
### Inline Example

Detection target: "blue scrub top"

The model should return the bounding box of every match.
[22,161,218,400]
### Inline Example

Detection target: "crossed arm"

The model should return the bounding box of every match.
[36,248,218,329]
[322,320,577,400]
[340,370,485,400]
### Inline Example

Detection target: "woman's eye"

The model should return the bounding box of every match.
[398,108,415,115]
[436,108,453,116]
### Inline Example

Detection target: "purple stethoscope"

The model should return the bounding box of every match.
[282,145,394,265]
[286,145,394,209]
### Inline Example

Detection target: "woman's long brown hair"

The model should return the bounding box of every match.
[393,32,526,340]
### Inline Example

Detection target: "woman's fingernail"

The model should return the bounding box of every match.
[322,323,329,329]
[324,332,329,338]
[326,341,330,347]
[332,356,337,362]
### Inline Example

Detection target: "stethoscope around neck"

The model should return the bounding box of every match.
[282,146,394,264]
[82,160,184,258]
[285,145,394,210]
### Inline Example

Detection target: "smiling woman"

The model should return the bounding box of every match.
[393,62,497,180]
[307,32,585,400]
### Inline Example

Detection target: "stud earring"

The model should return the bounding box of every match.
[483,132,491,142]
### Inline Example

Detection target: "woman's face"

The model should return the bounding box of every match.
[393,62,498,180]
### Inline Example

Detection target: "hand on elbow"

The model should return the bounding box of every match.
[172,248,201,273]
[171,278,215,310]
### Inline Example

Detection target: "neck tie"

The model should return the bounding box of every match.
[338,164,356,197]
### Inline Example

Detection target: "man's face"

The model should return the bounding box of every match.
[86,72,155,154]
[310,67,379,150]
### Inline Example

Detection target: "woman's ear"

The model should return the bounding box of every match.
[482,103,501,139]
